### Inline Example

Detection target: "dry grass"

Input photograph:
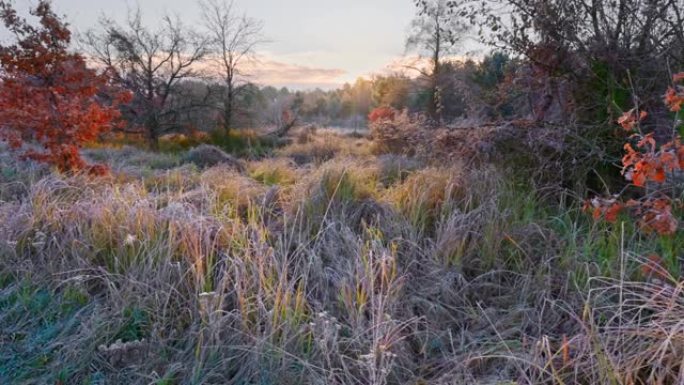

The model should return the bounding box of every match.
[0,134,681,384]
[276,131,373,165]
[248,158,299,186]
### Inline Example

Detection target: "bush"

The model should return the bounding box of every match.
[369,110,428,156]
[368,106,397,123]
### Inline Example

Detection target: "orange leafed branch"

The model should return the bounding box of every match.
[588,76,683,236]
[617,109,647,131]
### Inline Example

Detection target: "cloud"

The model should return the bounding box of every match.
[239,54,347,90]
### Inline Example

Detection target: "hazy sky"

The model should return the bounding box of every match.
[4,0,422,89]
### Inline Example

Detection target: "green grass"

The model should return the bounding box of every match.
[0,280,94,384]
[207,129,279,158]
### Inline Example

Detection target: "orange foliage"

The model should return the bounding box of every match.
[585,198,623,224]
[587,73,684,236]
[368,107,397,123]
[664,87,684,112]
[617,109,647,131]
[0,1,130,174]
[664,72,684,112]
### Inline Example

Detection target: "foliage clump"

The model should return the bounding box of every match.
[0,1,130,174]
[589,73,684,237]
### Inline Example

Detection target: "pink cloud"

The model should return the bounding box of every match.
[245,57,347,89]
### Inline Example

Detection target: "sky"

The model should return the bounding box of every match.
[3,0,425,89]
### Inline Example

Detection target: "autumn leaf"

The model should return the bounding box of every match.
[637,133,656,150]
[660,151,678,171]
[617,109,647,131]
[604,203,623,223]
[632,168,647,187]
[664,87,684,112]
[598,98,683,236]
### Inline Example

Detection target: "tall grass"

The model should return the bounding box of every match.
[0,137,681,384]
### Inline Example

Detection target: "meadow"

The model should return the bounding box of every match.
[1,125,682,385]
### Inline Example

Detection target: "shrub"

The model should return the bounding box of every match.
[587,73,684,279]
[371,112,591,193]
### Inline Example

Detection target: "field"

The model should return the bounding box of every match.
[1,127,682,385]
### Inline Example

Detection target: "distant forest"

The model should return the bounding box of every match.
[170,53,513,131]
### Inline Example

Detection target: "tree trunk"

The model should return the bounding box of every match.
[146,115,160,151]
[429,16,441,122]
[224,81,234,136]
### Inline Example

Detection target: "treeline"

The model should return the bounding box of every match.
[174,52,515,132]
[4,0,684,166]
[75,0,526,145]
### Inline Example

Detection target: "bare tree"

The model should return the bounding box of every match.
[406,0,467,121]
[200,0,264,135]
[83,9,208,148]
